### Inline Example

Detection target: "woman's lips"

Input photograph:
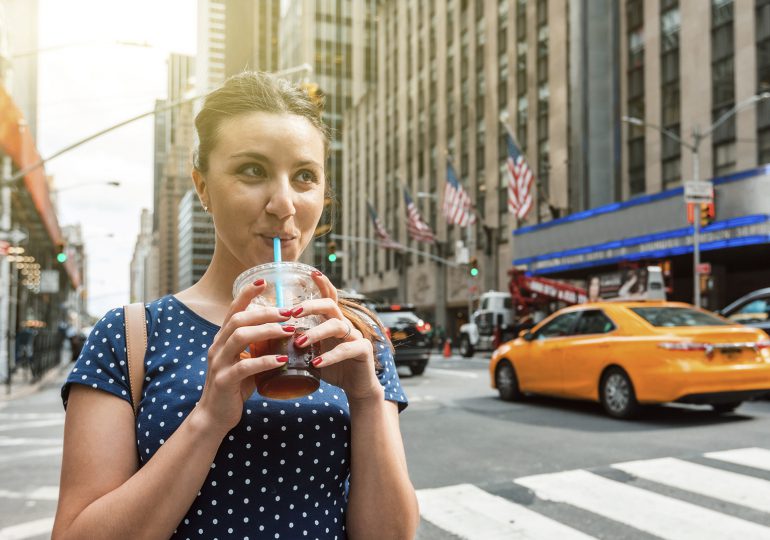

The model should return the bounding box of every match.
[259,235,296,247]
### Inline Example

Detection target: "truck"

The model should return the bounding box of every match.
[456,266,665,357]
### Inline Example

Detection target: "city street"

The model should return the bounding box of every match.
[3,356,770,539]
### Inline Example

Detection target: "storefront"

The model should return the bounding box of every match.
[512,166,770,311]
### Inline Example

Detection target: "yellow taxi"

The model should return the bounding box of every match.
[489,301,770,418]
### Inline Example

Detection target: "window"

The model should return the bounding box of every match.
[630,307,730,327]
[712,0,735,174]
[574,310,616,335]
[757,0,770,164]
[660,1,680,186]
[534,311,580,339]
[725,298,770,325]
[627,0,645,194]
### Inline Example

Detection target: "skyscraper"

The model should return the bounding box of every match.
[178,190,216,289]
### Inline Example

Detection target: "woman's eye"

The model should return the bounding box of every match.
[238,164,266,177]
[295,170,318,184]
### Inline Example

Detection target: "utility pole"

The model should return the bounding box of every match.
[1,156,12,391]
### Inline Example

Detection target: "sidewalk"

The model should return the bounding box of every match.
[0,345,73,402]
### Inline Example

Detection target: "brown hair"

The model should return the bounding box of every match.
[194,71,390,359]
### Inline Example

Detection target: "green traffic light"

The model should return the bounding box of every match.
[57,252,68,263]
[328,253,337,263]
[470,268,479,277]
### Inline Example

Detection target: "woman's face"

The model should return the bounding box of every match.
[196,111,326,269]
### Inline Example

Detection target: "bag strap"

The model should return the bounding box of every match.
[124,302,148,417]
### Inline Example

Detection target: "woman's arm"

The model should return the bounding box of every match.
[346,393,420,540]
[52,385,229,540]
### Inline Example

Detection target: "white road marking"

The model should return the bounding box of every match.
[417,483,595,540]
[614,457,770,514]
[0,517,54,540]
[705,447,770,472]
[0,413,64,421]
[430,368,479,379]
[0,436,62,447]
[0,419,64,432]
[0,487,58,501]
[517,469,770,540]
[0,447,62,464]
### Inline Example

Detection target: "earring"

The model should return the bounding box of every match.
[203,205,209,213]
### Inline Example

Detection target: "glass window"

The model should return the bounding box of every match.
[574,310,616,335]
[630,307,731,327]
[534,311,581,339]
[726,299,770,325]
[377,311,422,327]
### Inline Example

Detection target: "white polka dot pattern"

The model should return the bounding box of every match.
[62,295,408,538]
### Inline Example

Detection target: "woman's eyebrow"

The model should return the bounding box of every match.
[229,151,270,161]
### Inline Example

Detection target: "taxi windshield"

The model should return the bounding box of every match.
[630,307,730,327]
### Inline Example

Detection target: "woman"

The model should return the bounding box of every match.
[53,72,419,539]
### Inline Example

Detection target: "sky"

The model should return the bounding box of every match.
[35,0,197,317]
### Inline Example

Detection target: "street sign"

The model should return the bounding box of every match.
[684,181,714,204]
[697,262,712,275]
[0,228,27,244]
[0,240,8,256]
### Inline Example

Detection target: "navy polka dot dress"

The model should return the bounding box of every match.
[61,295,408,539]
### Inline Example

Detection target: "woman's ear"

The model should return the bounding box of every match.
[192,169,210,211]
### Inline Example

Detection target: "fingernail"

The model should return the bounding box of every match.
[277,355,289,363]
[311,270,323,277]
[282,325,296,333]
[312,356,323,366]
[249,343,257,358]
[291,306,304,317]
[253,278,265,287]
[279,308,293,317]
[295,334,308,347]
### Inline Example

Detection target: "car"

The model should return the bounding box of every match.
[719,288,770,333]
[374,305,432,376]
[489,301,770,419]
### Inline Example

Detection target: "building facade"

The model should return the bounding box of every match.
[343,0,770,332]
[177,190,216,289]
[130,208,154,303]
[224,0,281,75]
[196,0,226,96]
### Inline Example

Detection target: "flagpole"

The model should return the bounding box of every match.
[446,153,476,328]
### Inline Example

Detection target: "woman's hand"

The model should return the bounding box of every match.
[195,280,294,435]
[291,271,383,402]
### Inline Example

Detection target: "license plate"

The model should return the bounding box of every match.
[392,331,408,341]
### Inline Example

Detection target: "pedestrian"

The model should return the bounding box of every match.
[54,71,419,539]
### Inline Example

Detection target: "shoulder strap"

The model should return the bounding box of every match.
[124,302,148,416]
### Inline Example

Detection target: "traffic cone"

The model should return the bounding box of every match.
[443,339,451,358]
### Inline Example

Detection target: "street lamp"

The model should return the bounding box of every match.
[621,91,770,307]
[51,180,121,193]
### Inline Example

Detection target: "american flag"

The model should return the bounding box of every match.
[366,201,403,250]
[505,133,535,220]
[403,187,436,243]
[443,160,477,227]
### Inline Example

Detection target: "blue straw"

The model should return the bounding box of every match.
[273,237,285,308]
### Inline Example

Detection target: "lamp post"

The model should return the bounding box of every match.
[51,180,121,193]
[621,91,770,308]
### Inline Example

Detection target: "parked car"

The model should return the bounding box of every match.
[489,300,770,419]
[719,288,770,334]
[374,305,432,376]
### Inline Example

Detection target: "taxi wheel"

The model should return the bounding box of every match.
[600,367,639,419]
[711,402,742,414]
[496,361,524,401]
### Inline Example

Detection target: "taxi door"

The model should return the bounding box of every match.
[560,309,618,399]
[516,311,580,395]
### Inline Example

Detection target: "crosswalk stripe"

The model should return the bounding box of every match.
[0,517,54,540]
[0,447,62,464]
[417,483,595,540]
[0,419,64,432]
[614,457,770,514]
[705,447,770,472]
[516,469,770,540]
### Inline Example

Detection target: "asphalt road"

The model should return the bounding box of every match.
[400,353,770,539]
[3,355,770,539]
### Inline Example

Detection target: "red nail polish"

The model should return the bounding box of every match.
[312,356,323,367]
[291,306,304,317]
[277,355,289,363]
[311,270,323,277]
[295,334,308,347]
[253,278,265,287]
[279,308,293,317]
[282,326,296,333]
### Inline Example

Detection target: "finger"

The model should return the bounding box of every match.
[220,323,296,363]
[290,297,343,321]
[219,354,289,387]
[221,279,293,332]
[310,339,373,369]
[310,270,338,301]
[217,305,291,349]
[293,318,361,348]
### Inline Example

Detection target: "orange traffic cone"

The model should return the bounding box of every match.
[443,339,452,358]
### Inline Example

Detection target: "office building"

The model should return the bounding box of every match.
[130,209,154,303]
[178,190,216,289]
[224,0,281,75]
[196,0,226,96]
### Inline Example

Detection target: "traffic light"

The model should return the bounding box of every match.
[700,202,715,228]
[469,256,479,277]
[327,241,337,263]
[300,82,324,107]
[56,243,67,263]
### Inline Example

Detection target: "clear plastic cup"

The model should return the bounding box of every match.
[232,262,322,399]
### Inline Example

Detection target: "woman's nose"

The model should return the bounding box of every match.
[264,178,296,219]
